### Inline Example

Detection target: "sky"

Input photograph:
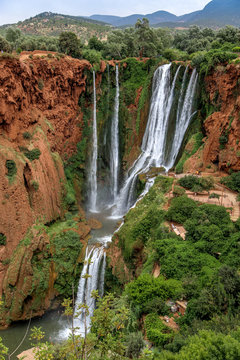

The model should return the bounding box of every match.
[0,0,210,25]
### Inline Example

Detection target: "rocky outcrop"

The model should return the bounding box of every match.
[0,54,92,323]
[185,64,240,172]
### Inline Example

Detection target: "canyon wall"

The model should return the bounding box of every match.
[184,63,240,172]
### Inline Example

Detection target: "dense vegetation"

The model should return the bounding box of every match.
[1,22,240,75]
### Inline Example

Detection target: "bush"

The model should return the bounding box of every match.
[221,172,240,192]
[125,274,182,310]
[24,148,41,161]
[82,48,102,65]
[0,233,6,246]
[38,79,44,90]
[145,313,173,347]
[178,175,214,192]
[125,332,144,358]
[23,132,32,139]
[166,196,197,224]
[173,185,186,197]
[5,160,17,178]
[52,230,82,296]
[30,180,39,191]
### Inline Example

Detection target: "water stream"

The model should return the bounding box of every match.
[88,70,98,212]
[110,64,120,203]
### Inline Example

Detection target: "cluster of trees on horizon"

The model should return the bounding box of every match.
[0,20,240,73]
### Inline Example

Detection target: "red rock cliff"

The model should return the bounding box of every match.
[0,54,91,297]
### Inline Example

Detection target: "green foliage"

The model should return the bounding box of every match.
[24,148,41,161]
[0,234,6,246]
[0,36,12,53]
[158,329,240,360]
[125,274,182,310]
[58,31,82,58]
[5,159,17,178]
[221,171,240,192]
[178,175,214,192]
[91,293,129,358]
[82,48,101,65]
[88,36,104,51]
[125,332,144,358]
[0,337,8,360]
[209,193,220,199]
[163,48,188,61]
[173,186,186,197]
[145,313,173,347]
[30,180,39,191]
[23,131,32,139]
[166,196,197,223]
[117,176,172,265]
[52,230,82,296]
[38,78,44,90]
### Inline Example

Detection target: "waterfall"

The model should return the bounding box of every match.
[74,243,108,335]
[70,63,198,337]
[89,71,98,212]
[110,64,120,202]
[165,68,198,170]
[113,64,198,216]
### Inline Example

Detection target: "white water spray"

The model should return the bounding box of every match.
[89,71,98,212]
[110,64,120,202]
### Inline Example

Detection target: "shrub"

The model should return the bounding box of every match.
[166,196,197,224]
[24,148,41,161]
[125,332,144,359]
[38,79,44,90]
[125,274,182,310]
[173,185,186,197]
[221,172,240,192]
[30,180,39,191]
[23,132,32,139]
[82,48,102,65]
[145,313,173,347]
[178,175,214,192]
[209,193,220,199]
[5,160,17,178]
[232,46,240,52]
[52,230,82,296]
[0,233,6,246]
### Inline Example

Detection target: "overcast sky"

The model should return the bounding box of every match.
[0,0,210,25]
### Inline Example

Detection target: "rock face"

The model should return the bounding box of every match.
[0,54,92,323]
[185,64,240,172]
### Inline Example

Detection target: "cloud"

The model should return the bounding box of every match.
[0,0,210,25]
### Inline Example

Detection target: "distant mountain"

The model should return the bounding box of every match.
[186,0,240,27]
[90,11,178,27]
[90,0,240,28]
[0,12,111,43]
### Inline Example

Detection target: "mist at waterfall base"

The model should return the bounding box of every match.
[66,63,198,338]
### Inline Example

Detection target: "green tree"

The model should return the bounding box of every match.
[0,36,12,53]
[135,18,158,57]
[5,27,21,44]
[59,32,82,58]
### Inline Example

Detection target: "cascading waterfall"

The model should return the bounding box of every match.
[73,243,108,335]
[88,71,98,212]
[70,63,198,337]
[113,64,198,215]
[164,68,198,170]
[110,64,120,202]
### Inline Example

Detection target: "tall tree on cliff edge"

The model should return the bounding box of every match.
[59,32,82,58]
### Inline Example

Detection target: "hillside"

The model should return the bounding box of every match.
[0,12,112,43]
